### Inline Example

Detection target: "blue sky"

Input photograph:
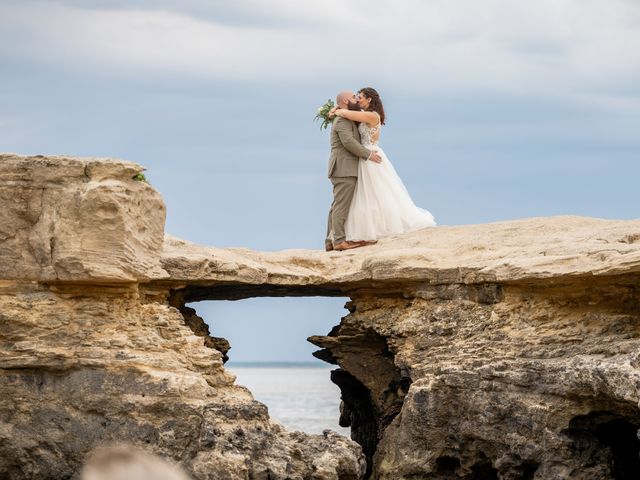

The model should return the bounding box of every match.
[1,0,638,361]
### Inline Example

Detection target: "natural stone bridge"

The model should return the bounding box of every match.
[2,154,640,479]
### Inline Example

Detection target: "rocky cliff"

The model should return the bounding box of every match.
[1,154,640,479]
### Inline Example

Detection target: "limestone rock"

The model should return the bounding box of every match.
[0,267,365,480]
[161,210,640,478]
[2,154,640,479]
[161,216,640,295]
[0,154,365,480]
[0,154,167,282]
[311,286,640,478]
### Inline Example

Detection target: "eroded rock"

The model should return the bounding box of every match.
[2,154,640,479]
[313,283,640,479]
[0,154,167,282]
[0,155,365,480]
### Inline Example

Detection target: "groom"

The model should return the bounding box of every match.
[326,90,381,252]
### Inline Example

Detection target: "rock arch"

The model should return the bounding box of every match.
[2,154,640,479]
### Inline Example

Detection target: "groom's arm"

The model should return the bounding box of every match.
[334,118,372,160]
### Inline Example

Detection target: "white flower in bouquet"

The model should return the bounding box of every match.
[314,99,336,131]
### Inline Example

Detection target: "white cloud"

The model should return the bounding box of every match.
[1,0,639,102]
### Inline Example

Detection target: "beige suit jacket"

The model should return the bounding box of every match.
[327,117,372,178]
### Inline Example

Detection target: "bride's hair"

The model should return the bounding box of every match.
[358,87,386,125]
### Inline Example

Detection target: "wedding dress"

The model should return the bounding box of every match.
[345,116,436,241]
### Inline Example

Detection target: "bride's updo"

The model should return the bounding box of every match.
[358,87,386,125]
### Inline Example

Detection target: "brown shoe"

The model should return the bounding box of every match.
[334,241,363,251]
[325,242,334,252]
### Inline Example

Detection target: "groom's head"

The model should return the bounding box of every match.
[336,90,359,110]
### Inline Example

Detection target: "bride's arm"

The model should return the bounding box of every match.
[334,109,379,125]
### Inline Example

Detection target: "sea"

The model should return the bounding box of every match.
[226,362,350,436]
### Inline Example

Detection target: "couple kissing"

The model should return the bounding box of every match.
[326,87,436,252]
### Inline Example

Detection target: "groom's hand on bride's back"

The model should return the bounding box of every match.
[368,151,382,164]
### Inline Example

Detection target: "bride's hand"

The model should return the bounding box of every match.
[328,106,338,118]
[334,108,347,117]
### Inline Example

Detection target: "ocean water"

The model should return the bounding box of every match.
[227,363,350,436]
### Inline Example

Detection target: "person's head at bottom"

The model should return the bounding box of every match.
[81,444,191,480]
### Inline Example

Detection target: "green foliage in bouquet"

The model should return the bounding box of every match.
[314,99,336,131]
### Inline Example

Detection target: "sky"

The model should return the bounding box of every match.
[1,0,639,361]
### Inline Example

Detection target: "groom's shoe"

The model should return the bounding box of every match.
[334,241,363,251]
[325,242,334,252]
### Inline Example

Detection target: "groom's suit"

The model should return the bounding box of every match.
[326,117,373,246]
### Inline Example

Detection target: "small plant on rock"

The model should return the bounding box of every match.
[132,172,148,183]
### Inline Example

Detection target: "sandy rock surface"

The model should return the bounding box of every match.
[2,154,640,479]
[162,215,640,288]
[0,154,167,282]
[0,155,365,480]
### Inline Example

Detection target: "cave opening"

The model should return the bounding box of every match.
[470,459,498,480]
[563,411,640,479]
[329,368,378,478]
[167,289,411,480]
[179,296,351,436]
[435,455,461,476]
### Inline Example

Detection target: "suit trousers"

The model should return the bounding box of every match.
[326,176,357,245]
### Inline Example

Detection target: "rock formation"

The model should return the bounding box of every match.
[2,153,640,479]
[0,154,364,480]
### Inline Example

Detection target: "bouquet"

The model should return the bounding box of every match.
[314,99,335,130]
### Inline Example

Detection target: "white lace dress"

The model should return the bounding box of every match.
[345,118,436,241]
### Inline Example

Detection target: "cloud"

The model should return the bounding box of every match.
[0,0,639,103]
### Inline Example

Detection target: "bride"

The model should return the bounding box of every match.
[331,87,436,243]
